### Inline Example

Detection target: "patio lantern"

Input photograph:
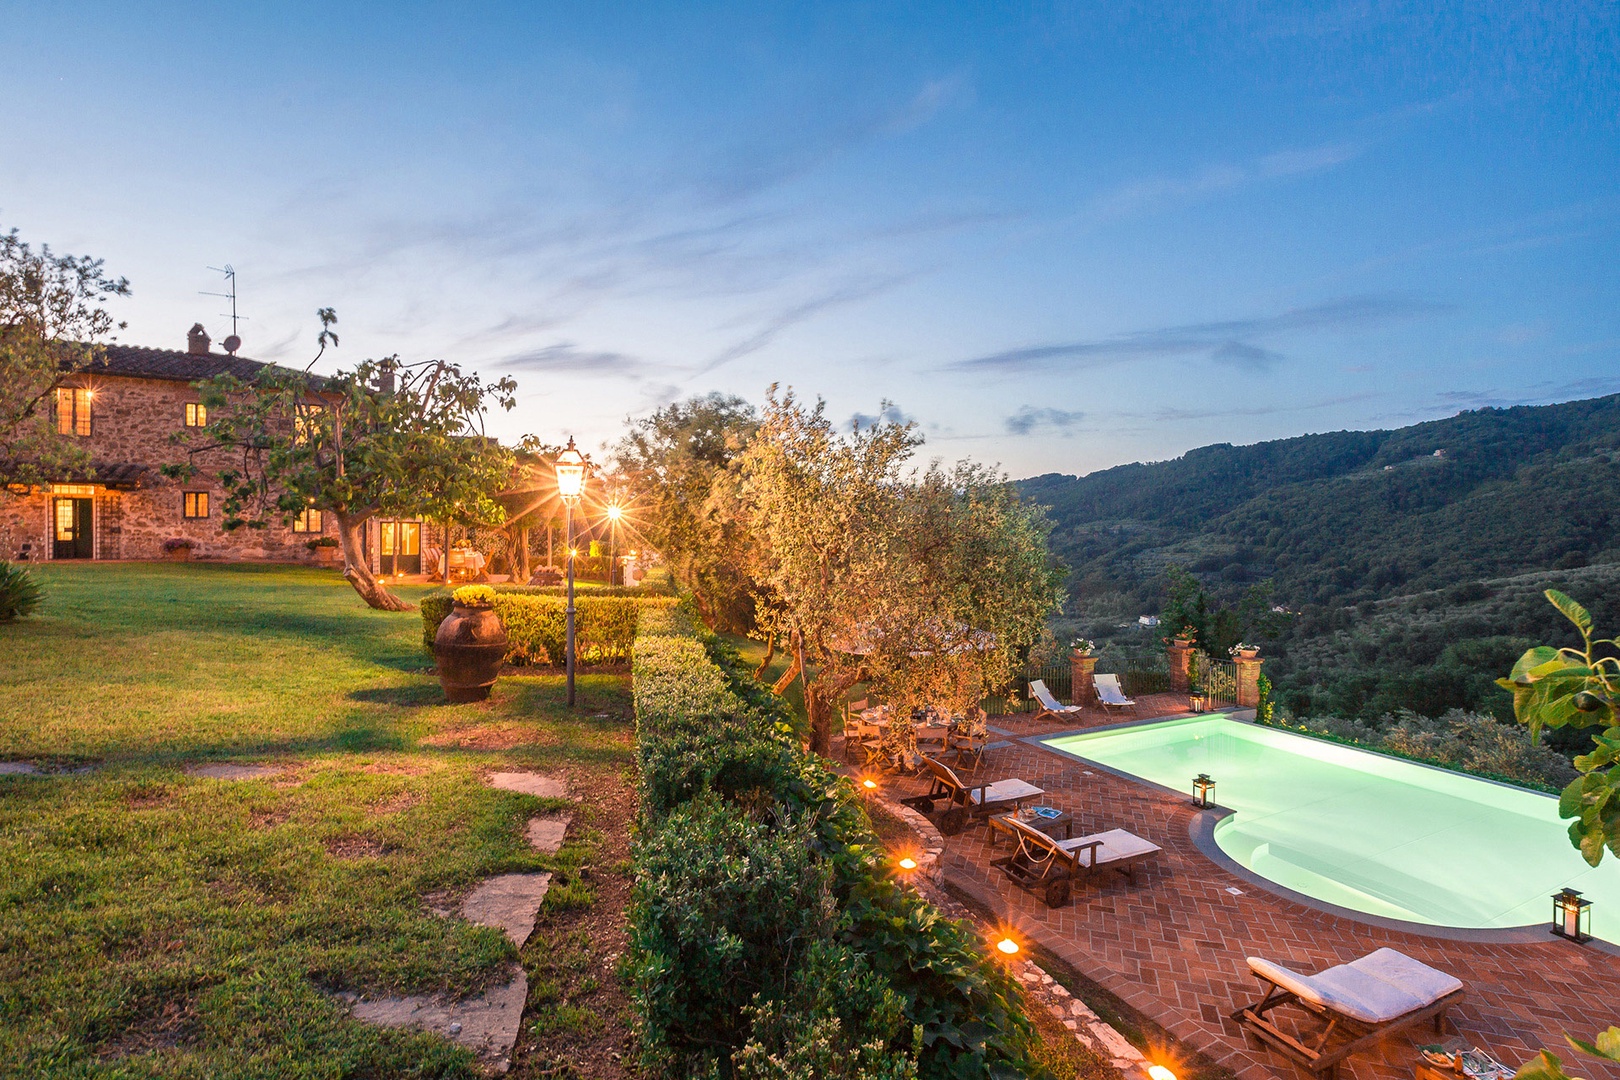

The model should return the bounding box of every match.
[1192,773,1216,809]
[554,438,588,707]
[1552,887,1592,943]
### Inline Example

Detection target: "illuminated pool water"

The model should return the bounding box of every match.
[1044,716,1620,939]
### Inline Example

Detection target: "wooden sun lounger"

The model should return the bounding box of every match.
[901,755,1044,836]
[1094,673,1137,715]
[1029,679,1083,722]
[1231,948,1465,1078]
[991,815,1161,907]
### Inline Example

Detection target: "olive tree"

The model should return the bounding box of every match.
[0,227,129,490]
[615,393,760,631]
[170,310,522,611]
[741,389,1063,754]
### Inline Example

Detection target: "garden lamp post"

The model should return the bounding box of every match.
[554,438,587,707]
[605,502,623,586]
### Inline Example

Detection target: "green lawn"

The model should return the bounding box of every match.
[0,563,635,1078]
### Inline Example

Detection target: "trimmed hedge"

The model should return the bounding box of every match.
[629,603,1044,1080]
[421,589,678,665]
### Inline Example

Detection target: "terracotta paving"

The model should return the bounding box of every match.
[869,702,1620,1080]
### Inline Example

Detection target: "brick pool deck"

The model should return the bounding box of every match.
[870,699,1620,1080]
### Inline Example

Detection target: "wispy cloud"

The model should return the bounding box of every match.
[701,272,916,373]
[945,294,1444,375]
[1085,141,1360,222]
[850,403,917,430]
[1005,406,1086,435]
[496,342,661,378]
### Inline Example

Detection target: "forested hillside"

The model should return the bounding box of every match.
[1020,394,1620,726]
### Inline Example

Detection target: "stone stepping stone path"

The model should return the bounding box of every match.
[185,763,279,781]
[348,966,528,1073]
[0,762,40,775]
[488,771,573,799]
[350,771,573,1069]
[459,873,553,948]
[525,814,572,854]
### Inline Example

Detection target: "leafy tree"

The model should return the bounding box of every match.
[170,311,523,611]
[1498,590,1620,1080]
[0,227,129,490]
[1159,566,1284,657]
[741,389,1062,754]
[615,393,760,631]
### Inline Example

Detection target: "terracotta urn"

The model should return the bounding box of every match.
[1236,648,1259,660]
[434,600,508,703]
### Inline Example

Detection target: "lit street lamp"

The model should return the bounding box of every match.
[554,438,587,707]
[605,502,623,586]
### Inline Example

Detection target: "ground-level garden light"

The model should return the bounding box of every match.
[995,936,1020,956]
[1148,1066,1177,1080]
[1192,772,1216,809]
[1553,887,1592,943]
[896,855,918,872]
[554,438,587,707]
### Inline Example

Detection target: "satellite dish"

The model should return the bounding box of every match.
[223,335,242,355]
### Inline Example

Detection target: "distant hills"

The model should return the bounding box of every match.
[1018,394,1620,723]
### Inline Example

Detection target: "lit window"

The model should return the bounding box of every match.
[56,388,92,436]
[185,402,207,427]
[294,404,326,445]
[292,507,322,533]
[183,492,209,519]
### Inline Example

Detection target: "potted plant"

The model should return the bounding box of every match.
[1069,637,1095,656]
[162,537,195,562]
[1170,625,1197,648]
[305,536,341,565]
[433,584,508,702]
[1230,641,1260,660]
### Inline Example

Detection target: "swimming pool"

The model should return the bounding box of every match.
[1044,716,1620,940]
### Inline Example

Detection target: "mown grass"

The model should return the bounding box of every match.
[0,562,635,1079]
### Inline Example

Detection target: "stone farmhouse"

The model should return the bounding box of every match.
[0,325,427,574]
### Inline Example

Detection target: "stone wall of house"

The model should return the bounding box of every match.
[4,372,335,563]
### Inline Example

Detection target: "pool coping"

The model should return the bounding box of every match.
[1024,711,1620,954]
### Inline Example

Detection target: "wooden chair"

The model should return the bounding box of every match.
[902,755,1043,836]
[947,709,990,772]
[843,706,884,767]
[1094,673,1137,715]
[991,815,1161,907]
[912,711,951,758]
[1231,948,1465,1078]
[1029,679,1084,722]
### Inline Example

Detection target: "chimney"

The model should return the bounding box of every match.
[187,324,211,355]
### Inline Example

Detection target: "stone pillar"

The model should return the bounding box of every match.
[1071,651,1097,706]
[1168,639,1192,692]
[1235,655,1263,708]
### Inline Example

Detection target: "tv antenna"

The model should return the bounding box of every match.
[200,264,248,354]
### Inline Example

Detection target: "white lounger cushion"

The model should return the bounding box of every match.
[1094,674,1135,705]
[1030,680,1081,712]
[1247,948,1463,1025]
[970,779,1045,805]
[1058,828,1160,864]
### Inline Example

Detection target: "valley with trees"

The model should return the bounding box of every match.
[1026,394,1620,750]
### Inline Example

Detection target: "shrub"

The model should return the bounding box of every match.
[452,584,497,606]
[304,536,339,550]
[628,601,1043,1080]
[1266,708,1576,790]
[0,561,42,622]
[420,589,677,664]
[161,537,195,552]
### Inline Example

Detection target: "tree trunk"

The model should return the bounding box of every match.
[789,631,836,755]
[753,634,776,680]
[517,525,531,584]
[336,511,414,611]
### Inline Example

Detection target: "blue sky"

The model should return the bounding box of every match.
[3,3,1617,478]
